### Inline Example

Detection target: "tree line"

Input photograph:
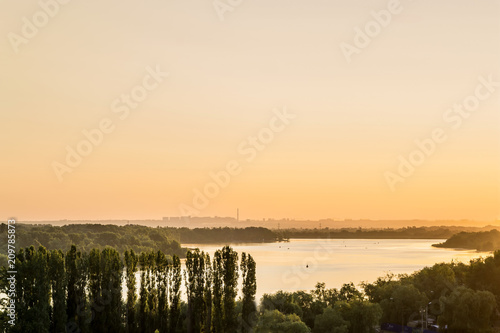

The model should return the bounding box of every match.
[0,224,277,268]
[433,229,500,251]
[253,250,500,333]
[277,226,500,241]
[0,245,256,333]
[2,223,498,270]
[0,224,185,261]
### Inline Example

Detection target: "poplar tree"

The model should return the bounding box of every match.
[185,249,207,333]
[124,249,138,333]
[203,253,213,332]
[49,250,67,333]
[66,246,90,333]
[147,251,158,331]
[240,253,257,333]
[100,248,123,331]
[212,251,224,332]
[221,246,239,332]
[156,251,169,333]
[169,255,182,332]
[138,252,149,333]
[88,248,103,332]
[13,246,51,333]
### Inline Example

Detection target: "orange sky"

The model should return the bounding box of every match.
[0,0,499,221]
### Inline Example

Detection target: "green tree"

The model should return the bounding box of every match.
[379,284,426,325]
[124,250,139,333]
[361,273,397,304]
[49,250,67,333]
[240,253,257,332]
[100,248,123,331]
[291,290,323,328]
[336,283,363,302]
[138,252,149,333]
[156,250,170,333]
[203,252,213,332]
[336,300,382,333]
[260,291,303,318]
[88,248,104,332]
[169,255,182,332]
[255,310,311,333]
[35,246,51,333]
[65,247,89,333]
[146,251,157,332]
[212,250,224,332]
[437,286,497,333]
[313,307,348,333]
[13,246,51,333]
[221,246,239,332]
[410,263,457,300]
[185,249,207,333]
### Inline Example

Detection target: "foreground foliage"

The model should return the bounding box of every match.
[0,245,256,333]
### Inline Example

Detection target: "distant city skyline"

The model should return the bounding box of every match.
[11,216,500,230]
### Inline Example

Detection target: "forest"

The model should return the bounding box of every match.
[433,229,500,251]
[2,223,497,262]
[0,224,275,267]
[169,227,276,244]
[277,226,500,240]
[0,245,257,333]
[0,224,185,258]
[1,243,500,332]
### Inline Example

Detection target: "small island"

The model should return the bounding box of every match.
[433,229,500,251]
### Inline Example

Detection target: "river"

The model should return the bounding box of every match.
[182,238,490,301]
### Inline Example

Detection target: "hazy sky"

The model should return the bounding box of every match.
[1,0,499,221]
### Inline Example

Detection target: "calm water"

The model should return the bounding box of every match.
[183,238,490,301]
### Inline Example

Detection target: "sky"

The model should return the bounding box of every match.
[0,0,499,222]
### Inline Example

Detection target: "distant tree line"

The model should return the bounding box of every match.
[169,227,276,244]
[433,229,500,251]
[2,224,497,269]
[0,225,278,267]
[0,224,185,261]
[276,226,497,240]
[0,245,256,333]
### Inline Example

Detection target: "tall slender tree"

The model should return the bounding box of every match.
[13,246,51,333]
[34,246,51,332]
[138,252,149,333]
[100,248,123,332]
[65,245,90,332]
[49,249,67,333]
[240,253,257,332]
[124,249,139,333]
[65,245,91,333]
[12,248,27,333]
[185,249,207,333]
[156,251,169,333]
[169,255,182,333]
[212,251,224,333]
[147,251,158,331]
[88,248,104,332]
[203,253,213,333]
[66,245,79,325]
[76,251,90,333]
[222,246,239,332]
